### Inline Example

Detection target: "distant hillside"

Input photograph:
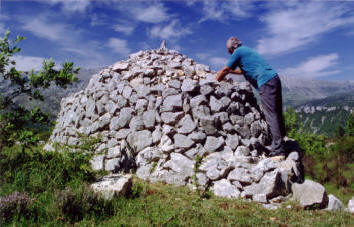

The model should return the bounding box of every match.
[279,75,354,107]
[2,68,100,118]
[293,92,354,137]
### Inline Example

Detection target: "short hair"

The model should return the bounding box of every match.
[226,37,242,54]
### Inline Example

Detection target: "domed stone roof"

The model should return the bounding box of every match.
[46,44,303,204]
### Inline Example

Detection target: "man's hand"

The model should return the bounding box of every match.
[216,66,230,82]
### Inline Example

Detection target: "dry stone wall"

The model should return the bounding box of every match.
[46,45,303,205]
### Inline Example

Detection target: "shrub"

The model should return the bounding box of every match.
[284,109,354,190]
[56,186,114,223]
[0,191,33,223]
[0,133,106,195]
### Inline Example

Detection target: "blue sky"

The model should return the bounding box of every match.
[1,0,354,81]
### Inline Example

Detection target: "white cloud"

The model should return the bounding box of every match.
[107,38,131,56]
[199,1,224,23]
[11,55,45,71]
[90,14,108,27]
[19,14,113,68]
[126,3,170,24]
[257,2,354,56]
[149,20,192,40]
[280,53,340,78]
[113,23,135,35]
[196,53,228,69]
[21,16,73,43]
[61,48,88,56]
[40,0,90,13]
[199,1,254,23]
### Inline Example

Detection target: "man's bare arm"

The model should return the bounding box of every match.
[229,67,243,74]
[216,66,230,82]
[216,67,242,81]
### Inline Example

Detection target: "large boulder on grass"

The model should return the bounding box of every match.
[291,179,328,209]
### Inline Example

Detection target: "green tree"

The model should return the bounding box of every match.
[283,107,301,137]
[335,125,345,138]
[344,113,354,136]
[0,30,80,148]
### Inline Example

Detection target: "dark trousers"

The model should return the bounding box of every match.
[259,75,286,153]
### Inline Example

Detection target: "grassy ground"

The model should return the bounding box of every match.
[3,176,352,226]
[94,177,354,226]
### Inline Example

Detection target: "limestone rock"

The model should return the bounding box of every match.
[204,136,224,153]
[105,158,120,171]
[161,112,184,124]
[190,95,207,108]
[163,153,194,179]
[210,96,223,113]
[348,198,354,213]
[291,180,328,209]
[127,130,153,152]
[112,62,129,73]
[90,155,105,171]
[136,147,164,166]
[225,134,239,150]
[173,134,195,149]
[177,114,196,134]
[188,131,206,142]
[163,94,182,110]
[243,170,285,200]
[116,107,133,128]
[91,174,132,200]
[181,78,197,92]
[129,116,145,131]
[115,129,131,139]
[227,168,253,185]
[212,179,240,198]
[325,194,344,211]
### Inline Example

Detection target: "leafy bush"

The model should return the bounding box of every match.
[284,108,353,191]
[0,138,103,194]
[56,186,114,223]
[0,191,33,223]
[344,113,354,136]
[0,132,109,224]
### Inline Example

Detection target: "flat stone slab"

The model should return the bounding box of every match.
[91,174,132,200]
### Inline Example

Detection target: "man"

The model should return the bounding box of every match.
[216,37,286,157]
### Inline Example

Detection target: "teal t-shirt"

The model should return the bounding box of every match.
[226,46,277,89]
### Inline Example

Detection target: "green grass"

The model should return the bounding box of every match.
[94,178,353,226]
[324,183,353,205]
[2,176,353,226]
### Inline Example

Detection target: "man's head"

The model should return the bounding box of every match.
[226,37,242,54]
